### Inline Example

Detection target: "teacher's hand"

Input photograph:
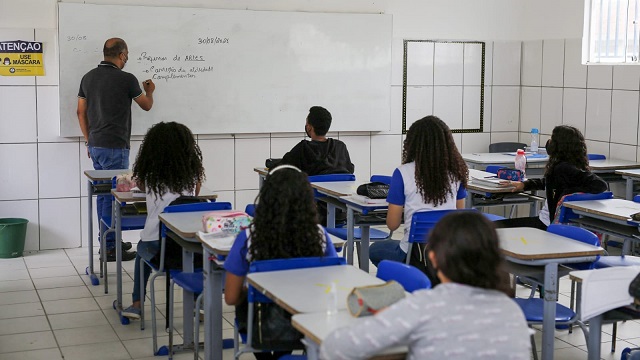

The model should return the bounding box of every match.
[143,79,155,94]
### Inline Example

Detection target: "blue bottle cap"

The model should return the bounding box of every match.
[531,128,539,134]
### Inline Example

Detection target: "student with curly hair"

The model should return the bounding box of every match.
[121,121,205,320]
[369,115,468,269]
[224,165,338,360]
[321,212,531,360]
[496,125,607,230]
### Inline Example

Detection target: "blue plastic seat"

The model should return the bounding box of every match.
[587,154,606,160]
[245,204,256,217]
[555,191,614,224]
[234,256,347,359]
[376,260,431,292]
[168,270,204,359]
[405,209,457,264]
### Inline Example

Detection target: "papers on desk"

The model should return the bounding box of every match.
[197,231,236,251]
[347,194,388,205]
[470,176,508,189]
[130,187,146,198]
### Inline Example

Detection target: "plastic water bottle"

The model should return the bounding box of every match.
[530,128,539,154]
[515,149,527,178]
[327,281,338,316]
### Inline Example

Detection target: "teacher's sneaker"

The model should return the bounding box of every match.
[122,306,141,320]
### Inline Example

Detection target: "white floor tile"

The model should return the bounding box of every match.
[0,316,50,336]
[0,290,38,305]
[48,310,109,330]
[33,275,85,290]
[54,324,120,347]
[0,348,63,360]
[0,269,30,281]
[0,302,44,320]
[0,331,57,353]
[0,279,34,292]
[38,286,92,301]
[60,341,130,360]
[42,297,100,315]
[29,266,79,279]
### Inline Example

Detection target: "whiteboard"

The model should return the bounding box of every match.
[58,3,392,136]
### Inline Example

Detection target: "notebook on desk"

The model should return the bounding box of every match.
[470,176,505,188]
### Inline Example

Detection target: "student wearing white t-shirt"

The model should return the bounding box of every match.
[369,116,468,279]
[121,122,205,320]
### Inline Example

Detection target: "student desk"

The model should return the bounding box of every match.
[562,198,640,254]
[291,311,407,360]
[462,152,548,177]
[254,167,268,188]
[497,227,604,360]
[569,267,640,360]
[83,169,131,286]
[615,168,640,200]
[467,168,542,216]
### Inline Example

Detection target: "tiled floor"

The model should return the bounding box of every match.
[0,245,639,360]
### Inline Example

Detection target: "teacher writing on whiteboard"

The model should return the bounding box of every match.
[77,37,155,262]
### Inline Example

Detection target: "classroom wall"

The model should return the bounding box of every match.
[0,0,613,252]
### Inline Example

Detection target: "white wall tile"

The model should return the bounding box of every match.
[79,148,95,198]
[610,143,637,161]
[384,86,404,135]
[0,29,35,86]
[433,86,463,129]
[484,42,493,87]
[38,143,80,199]
[490,86,520,131]
[36,86,71,143]
[482,86,492,132]
[562,88,586,133]
[235,190,259,212]
[520,87,541,133]
[585,140,610,158]
[542,39,565,87]
[564,38,587,88]
[587,65,613,89]
[521,40,543,86]
[339,135,371,182]
[404,86,433,129]
[0,86,37,143]
[390,38,405,87]
[39,198,81,250]
[613,66,640,90]
[370,134,402,176]
[460,132,491,153]
[541,87,563,135]
[434,42,463,86]
[0,144,38,200]
[235,138,270,190]
[585,89,612,142]
[406,41,434,86]
[490,132,520,144]
[0,199,39,251]
[270,136,302,159]
[463,86,481,130]
[79,195,99,249]
[464,43,483,86]
[451,133,463,153]
[492,41,521,86]
[610,90,639,145]
[199,139,235,191]
[214,191,235,208]
[35,28,58,86]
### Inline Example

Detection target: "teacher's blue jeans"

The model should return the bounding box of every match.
[369,240,407,267]
[89,146,129,250]
[132,240,159,303]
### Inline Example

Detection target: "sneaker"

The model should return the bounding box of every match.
[122,242,132,251]
[105,249,137,262]
[122,305,141,320]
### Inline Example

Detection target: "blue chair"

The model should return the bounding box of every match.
[376,260,431,292]
[245,204,256,217]
[234,256,347,359]
[555,191,614,224]
[489,142,527,153]
[99,176,147,298]
[144,201,232,355]
[588,154,606,160]
[404,209,457,264]
[168,269,203,360]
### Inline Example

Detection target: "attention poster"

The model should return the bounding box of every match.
[0,40,45,76]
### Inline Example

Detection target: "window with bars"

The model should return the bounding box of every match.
[584,0,640,64]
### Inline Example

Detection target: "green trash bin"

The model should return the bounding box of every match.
[0,218,28,258]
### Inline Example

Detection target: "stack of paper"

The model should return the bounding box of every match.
[470,176,506,188]
[198,231,236,251]
[347,194,388,205]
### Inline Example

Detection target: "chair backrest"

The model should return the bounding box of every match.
[376,260,431,292]
[163,201,232,213]
[370,175,392,185]
[407,209,460,244]
[634,195,640,203]
[307,173,356,197]
[587,154,606,160]
[547,224,600,246]
[489,142,527,153]
[555,191,613,223]
[245,204,256,217]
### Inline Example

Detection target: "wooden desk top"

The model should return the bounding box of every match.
[311,181,359,198]
[247,265,383,315]
[563,198,640,222]
[83,169,130,181]
[497,227,604,261]
[291,311,406,360]
[253,167,269,176]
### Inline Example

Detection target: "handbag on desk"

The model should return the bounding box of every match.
[356,182,390,199]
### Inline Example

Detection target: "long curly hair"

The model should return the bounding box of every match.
[426,211,511,295]
[249,167,325,261]
[403,116,468,206]
[132,122,205,198]
[545,125,589,175]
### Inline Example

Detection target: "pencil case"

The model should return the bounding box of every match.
[346,281,405,317]
[202,211,252,236]
[496,168,524,182]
